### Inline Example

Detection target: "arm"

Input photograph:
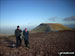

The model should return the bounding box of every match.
[28,31,29,38]
[23,31,25,36]
[27,31,29,35]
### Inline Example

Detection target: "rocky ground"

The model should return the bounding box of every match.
[0,31,75,56]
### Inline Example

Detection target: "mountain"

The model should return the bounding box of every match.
[30,23,72,33]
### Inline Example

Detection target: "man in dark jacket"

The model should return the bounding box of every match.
[15,26,22,48]
[23,28,30,48]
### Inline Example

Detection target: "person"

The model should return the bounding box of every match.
[23,28,30,48]
[15,26,22,48]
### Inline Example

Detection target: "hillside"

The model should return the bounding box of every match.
[0,31,75,56]
[0,34,9,37]
[30,23,72,33]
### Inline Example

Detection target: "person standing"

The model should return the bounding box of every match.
[15,26,22,48]
[23,28,30,48]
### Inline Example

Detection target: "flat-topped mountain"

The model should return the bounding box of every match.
[30,23,72,33]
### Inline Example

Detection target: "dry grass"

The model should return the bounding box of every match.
[0,31,75,56]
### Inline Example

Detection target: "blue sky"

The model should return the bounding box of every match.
[0,0,75,28]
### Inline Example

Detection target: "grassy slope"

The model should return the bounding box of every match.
[30,23,72,33]
[49,24,72,31]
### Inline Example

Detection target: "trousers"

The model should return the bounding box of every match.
[16,36,22,47]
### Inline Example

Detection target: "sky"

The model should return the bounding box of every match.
[0,0,75,28]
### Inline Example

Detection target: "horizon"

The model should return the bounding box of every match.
[0,23,75,35]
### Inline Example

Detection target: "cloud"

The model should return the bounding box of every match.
[64,16,75,21]
[48,17,57,21]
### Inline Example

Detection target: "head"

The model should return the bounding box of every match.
[17,26,20,29]
[25,28,27,32]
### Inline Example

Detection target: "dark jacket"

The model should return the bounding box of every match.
[15,29,22,37]
[23,31,29,40]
